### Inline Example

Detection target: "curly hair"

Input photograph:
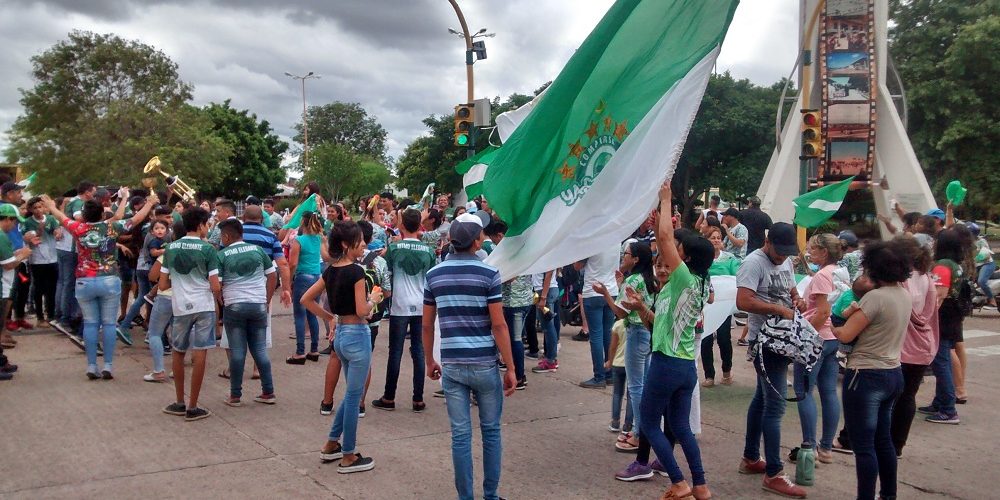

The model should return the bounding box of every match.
[892,234,932,274]
[862,240,911,285]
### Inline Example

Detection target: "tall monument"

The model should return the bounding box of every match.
[757,0,935,237]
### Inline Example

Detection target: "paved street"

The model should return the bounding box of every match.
[1,304,997,499]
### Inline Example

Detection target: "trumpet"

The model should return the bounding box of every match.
[142,156,196,203]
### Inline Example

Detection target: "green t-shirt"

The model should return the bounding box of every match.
[482,240,495,255]
[385,238,437,316]
[218,241,276,305]
[0,232,14,298]
[709,250,740,277]
[617,273,654,327]
[163,236,219,316]
[832,289,857,319]
[652,262,709,360]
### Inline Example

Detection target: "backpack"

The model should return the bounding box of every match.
[361,251,386,322]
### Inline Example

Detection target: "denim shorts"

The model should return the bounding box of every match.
[171,311,217,352]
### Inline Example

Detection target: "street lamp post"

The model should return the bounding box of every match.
[285,71,320,168]
[447,1,495,159]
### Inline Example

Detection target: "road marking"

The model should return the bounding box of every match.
[966,345,1000,357]
[964,330,1000,340]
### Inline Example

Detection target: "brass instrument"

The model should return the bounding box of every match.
[142,156,196,203]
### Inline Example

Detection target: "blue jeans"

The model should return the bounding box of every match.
[744,347,791,476]
[383,315,425,402]
[224,302,273,398]
[146,295,172,373]
[930,338,957,414]
[502,306,529,380]
[794,339,841,450]
[541,288,560,362]
[610,366,633,432]
[55,249,79,323]
[843,368,903,500]
[979,261,997,301]
[328,323,372,454]
[119,269,152,331]
[640,353,704,485]
[76,275,121,368]
[625,324,651,436]
[442,362,504,500]
[292,273,321,355]
[583,295,615,382]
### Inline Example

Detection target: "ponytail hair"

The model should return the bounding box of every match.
[301,211,323,235]
[328,220,363,260]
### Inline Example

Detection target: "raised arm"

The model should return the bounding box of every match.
[656,181,682,271]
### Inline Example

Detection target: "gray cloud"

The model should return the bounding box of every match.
[0,0,797,168]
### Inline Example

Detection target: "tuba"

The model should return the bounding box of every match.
[142,156,196,203]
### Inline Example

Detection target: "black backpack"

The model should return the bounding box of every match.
[361,251,386,322]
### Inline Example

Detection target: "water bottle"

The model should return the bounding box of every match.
[795,443,815,486]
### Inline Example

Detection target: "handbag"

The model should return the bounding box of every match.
[747,311,824,401]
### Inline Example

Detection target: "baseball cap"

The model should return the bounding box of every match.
[465,201,479,214]
[768,222,799,256]
[450,211,491,250]
[0,203,24,222]
[837,230,859,247]
[926,208,946,221]
[245,195,262,206]
[1,181,23,197]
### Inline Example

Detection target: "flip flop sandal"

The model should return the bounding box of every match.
[218,370,230,379]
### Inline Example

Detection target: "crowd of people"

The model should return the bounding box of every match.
[0,171,990,500]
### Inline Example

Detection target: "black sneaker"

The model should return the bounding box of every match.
[412,402,426,413]
[320,401,334,415]
[359,406,366,418]
[163,344,173,355]
[515,379,527,391]
[498,362,507,372]
[86,369,100,380]
[571,330,589,341]
[433,389,445,398]
[101,369,114,380]
[0,372,12,381]
[185,407,212,421]
[371,398,395,411]
[163,402,187,416]
[337,454,375,474]
[525,351,540,359]
[320,443,343,462]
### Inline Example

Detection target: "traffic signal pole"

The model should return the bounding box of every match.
[449,0,477,159]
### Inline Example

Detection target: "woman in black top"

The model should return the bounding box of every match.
[303,221,383,474]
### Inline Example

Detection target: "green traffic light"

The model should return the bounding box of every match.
[457,134,469,146]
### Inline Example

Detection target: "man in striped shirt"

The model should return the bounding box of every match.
[422,211,515,500]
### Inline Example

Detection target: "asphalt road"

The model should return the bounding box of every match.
[1,304,997,499]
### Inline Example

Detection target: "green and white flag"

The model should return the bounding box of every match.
[456,147,500,199]
[793,176,855,228]
[483,0,738,280]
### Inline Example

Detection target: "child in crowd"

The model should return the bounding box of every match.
[142,220,170,306]
[605,319,633,442]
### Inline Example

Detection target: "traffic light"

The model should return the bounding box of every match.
[454,103,474,147]
[800,109,823,159]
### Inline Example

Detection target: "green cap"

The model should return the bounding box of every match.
[946,180,967,206]
[0,203,24,222]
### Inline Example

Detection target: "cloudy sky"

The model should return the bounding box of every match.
[0,0,798,164]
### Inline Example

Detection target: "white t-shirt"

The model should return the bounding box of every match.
[582,246,620,299]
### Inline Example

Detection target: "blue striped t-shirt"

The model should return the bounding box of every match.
[424,253,502,364]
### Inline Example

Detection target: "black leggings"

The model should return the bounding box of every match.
[890,362,926,454]
[701,316,733,380]
[30,263,58,322]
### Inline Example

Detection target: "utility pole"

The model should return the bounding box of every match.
[285,71,320,168]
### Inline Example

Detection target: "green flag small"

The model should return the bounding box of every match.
[793,176,855,228]
[282,193,318,230]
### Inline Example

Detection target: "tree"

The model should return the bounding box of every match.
[889,0,1000,218]
[302,142,391,203]
[4,31,229,194]
[293,102,389,166]
[200,100,288,199]
[671,73,788,219]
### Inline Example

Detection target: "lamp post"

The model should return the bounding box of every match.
[285,71,320,168]
[447,1,494,159]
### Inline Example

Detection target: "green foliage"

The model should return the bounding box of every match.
[671,72,790,217]
[4,30,229,194]
[200,100,288,199]
[302,142,391,203]
[293,102,389,166]
[889,0,1000,217]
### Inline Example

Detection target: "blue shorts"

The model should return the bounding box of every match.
[171,311,217,352]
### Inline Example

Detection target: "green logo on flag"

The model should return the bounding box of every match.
[559,101,628,206]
